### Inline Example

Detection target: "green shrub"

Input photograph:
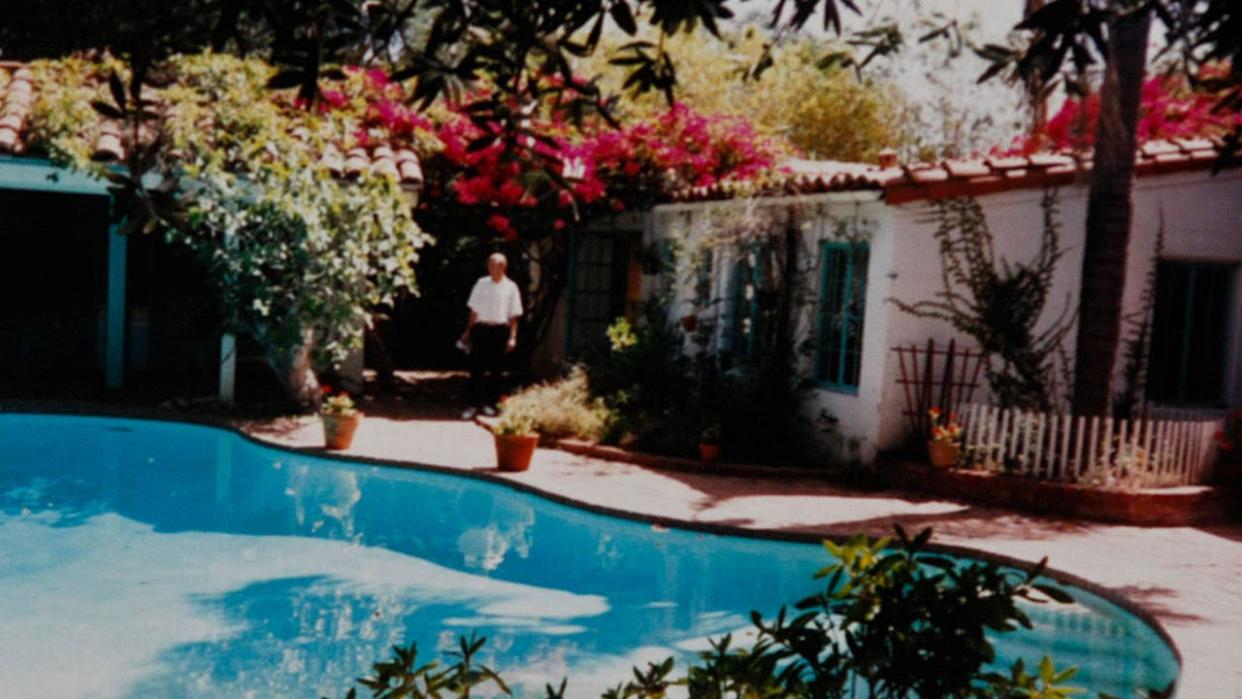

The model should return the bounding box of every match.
[502,366,614,441]
[587,311,823,465]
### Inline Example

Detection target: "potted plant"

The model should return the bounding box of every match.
[927,407,961,469]
[699,423,722,465]
[320,387,362,450]
[493,400,540,472]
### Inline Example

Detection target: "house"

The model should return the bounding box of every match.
[555,144,1242,461]
[0,62,423,400]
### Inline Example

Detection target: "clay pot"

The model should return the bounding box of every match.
[322,412,362,450]
[699,442,721,466]
[495,433,539,472]
[680,314,698,332]
[927,441,960,469]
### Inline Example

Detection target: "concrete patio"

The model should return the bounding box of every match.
[240,382,1242,699]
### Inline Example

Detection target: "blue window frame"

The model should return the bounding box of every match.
[816,242,869,392]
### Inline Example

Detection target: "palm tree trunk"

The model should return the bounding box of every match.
[1071,9,1152,416]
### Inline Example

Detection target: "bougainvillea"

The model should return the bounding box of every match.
[1005,65,1242,154]
[309,69,777,242]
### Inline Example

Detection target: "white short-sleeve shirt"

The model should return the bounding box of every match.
[467,276,523,325]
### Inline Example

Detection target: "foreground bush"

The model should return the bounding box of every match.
[329,527,1173,698]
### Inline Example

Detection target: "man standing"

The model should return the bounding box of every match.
[460,252,522,419]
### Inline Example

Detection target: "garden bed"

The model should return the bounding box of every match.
[883,461,1239,526]
[556,438,1239,526]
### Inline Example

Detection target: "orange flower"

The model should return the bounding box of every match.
[928,407,942,419]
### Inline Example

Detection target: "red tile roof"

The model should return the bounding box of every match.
[0,62,423,186]
[673,138,1234,205]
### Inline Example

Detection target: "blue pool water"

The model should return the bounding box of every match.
[0,414,1178,697]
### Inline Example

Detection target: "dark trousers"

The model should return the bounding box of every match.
[469,324,508,407]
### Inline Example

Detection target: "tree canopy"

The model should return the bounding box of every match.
[578,27,908,162]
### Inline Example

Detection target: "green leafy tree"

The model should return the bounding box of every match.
[27,54,432,405]
[579,27,909,162]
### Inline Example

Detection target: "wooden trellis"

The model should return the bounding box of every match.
[957,404,1222,487]
[892,338,987,438]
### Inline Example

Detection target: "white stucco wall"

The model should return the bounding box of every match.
[875,168,1242,452]
[646,167,1242,461]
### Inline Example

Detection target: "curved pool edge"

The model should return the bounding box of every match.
[0,404,1185,680]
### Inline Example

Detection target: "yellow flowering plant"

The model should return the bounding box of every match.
[928,407,962,445]
[320,387,358,417]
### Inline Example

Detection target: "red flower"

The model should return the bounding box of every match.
[320,89,347,110]
[321,385,333,395]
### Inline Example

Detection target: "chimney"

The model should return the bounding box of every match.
[877,149,898,169]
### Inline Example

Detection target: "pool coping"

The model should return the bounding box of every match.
[0,402,1186,681]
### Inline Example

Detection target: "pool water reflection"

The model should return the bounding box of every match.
[0,415,1179,697]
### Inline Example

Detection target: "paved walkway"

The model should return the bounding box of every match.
[242,409,1242,698]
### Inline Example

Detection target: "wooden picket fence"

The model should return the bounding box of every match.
[957,404,1222,487]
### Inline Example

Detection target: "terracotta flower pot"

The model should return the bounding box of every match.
[322,412,362,450]
[927,441,960,469]
[680,314,698,332]
[699,443,721,466]
[495,433,539,472]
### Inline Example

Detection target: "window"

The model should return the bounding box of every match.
[726,246,764,362]
[693,247,715,309]
[566,232,630,358]
[1147,260,1235,405]
[816,242,869,391]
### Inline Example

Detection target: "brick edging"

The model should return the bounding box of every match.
[881,460,1238,526]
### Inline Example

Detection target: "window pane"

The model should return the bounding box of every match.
[1148,261,1234,404]
[818,244,868,388]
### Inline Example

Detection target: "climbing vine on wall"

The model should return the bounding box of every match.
[893,193,1075,411]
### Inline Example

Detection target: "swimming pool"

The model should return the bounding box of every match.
[0,414,1179,697]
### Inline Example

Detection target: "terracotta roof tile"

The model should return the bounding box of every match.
[943,159,991,178]
[1141,141,1182,157]
[985,156,1029,170]
[0,62,423,187]
[675,135,1233,205]
[1027,153,1076,168]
